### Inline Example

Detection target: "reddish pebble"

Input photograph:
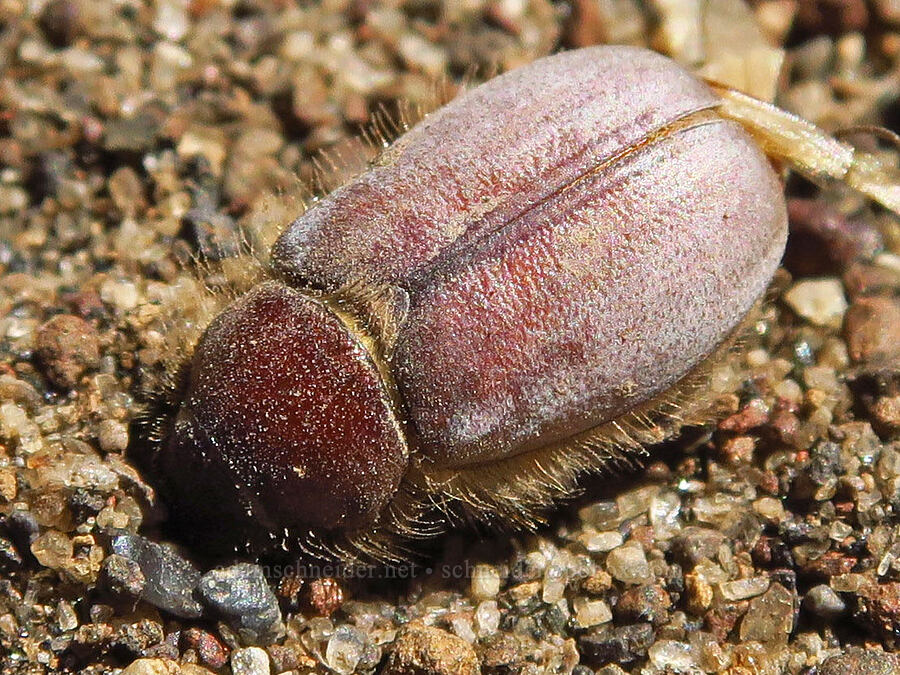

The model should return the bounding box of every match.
[844,297,900,365]
[35,314,100,390]
[307,577,345,616]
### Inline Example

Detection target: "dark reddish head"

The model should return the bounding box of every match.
[155,281,408,554]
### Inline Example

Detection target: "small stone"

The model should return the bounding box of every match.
[594,667,628,675]
[873,396,900,431]
[99,553,146,598]
[110,532,203,618]
[39,0,83,46]
[97,420,129,453]
[108,166,146,216]
[573,597,612,628]
[855,581,900,641]
[57,600,78,632]
[0,468,17,502]
[110,619,166,659]
[616,485,659,520]
[182,202,240,261]
[819,648,900,675]
[542,560,568,603]
[231,647,270,675]
[198,563,284,643]
[325,625,365,675]
[35,315,100,389]
[471,563,501,599]
[103,115,159,153]
[31,529,73,571]
[580,529,624,553]
[579,623,655,666]
[475,600,500,636]
[153,0,190,41]
[801,551,856,580]
[718,397,769,432]
[182,627,229,669]
[647,640,696,671]
[614,584,671,626]
[719,577,770,601]
[177,127,228,176]
[752,496,786,522]
[844,297,900,365]
[803,584,846,619]
[383,623,479,675]
[121,659,216,675]
[582,569,613,595]
[739,583,795,644]
[685,573,714,614]
[784,198,883,275]
[100,279,140,311]
[606,544,651,585]
[0,186,28,215]
[478,633,527,671]
[307,577,344,616]
[784,279,848,328]
[671,527,726,569]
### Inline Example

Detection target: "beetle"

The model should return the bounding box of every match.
[140,45,900,561]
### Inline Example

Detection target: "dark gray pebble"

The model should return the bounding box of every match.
[578,622,655,666]
[803,584,846,619]
[197,563,284,644]
[109,532,203,618]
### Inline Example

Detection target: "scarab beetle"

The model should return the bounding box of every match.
[143,45,900,561]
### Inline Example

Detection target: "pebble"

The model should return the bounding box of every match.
[97,420,129,453]
[325,624,367,675]
[784,198,883,275]
[573,597,613,628]
[606,544,652,584]
[471,563,501,599]
[2,0,900,670]
[100,279,141,312]
[855,581,900,640]
[671,527,726,569]
[35,314,100,389]
[231,646,271,675]
[647,639,696,671]
[580,529,624,553]
[783,279,848,328]
[307,577,344,616]
[819,648,900,675]
[844,297,900,365]
[739,583,795,644]
[110,532,203,618]
[197,563,284,644]
[579,622,655,666]
[475,600,501,635]
[120,658,216,675]
[382,623,479,675]
[719,577,770,601]
[803,584,846,619]
[873,395,900,431]
[182,627,229,669]
[614,584,671,625]
[99,553,146,598]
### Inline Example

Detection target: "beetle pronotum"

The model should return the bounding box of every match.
[139,45,900,562]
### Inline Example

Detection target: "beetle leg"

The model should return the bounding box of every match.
[708,83,900,215]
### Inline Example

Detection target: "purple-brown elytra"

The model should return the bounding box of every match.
[139,45,900,562]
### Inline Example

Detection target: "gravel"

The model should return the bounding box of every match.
[0,0,898,673]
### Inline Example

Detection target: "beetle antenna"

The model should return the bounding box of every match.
[708,83,900,214]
